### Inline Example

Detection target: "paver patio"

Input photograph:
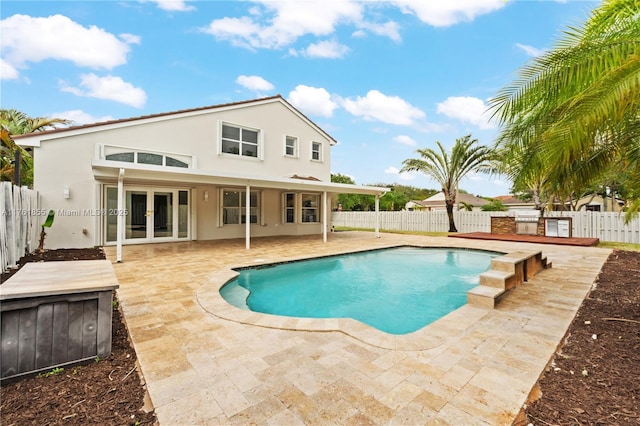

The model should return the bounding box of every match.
[103,231,611,425]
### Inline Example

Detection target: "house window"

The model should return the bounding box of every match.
[285,136,298,157]
[221,123,259,158]
[222,189,260,225]
[301,193,320,223]
[104,150,190,168]
[284,193,296,223]
[311,142,322,161]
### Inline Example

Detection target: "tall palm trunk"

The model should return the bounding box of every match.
[445,200,457,232]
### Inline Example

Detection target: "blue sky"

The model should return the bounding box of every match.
[1,0,598,197]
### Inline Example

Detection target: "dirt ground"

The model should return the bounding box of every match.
[1,248,157,426]
[1,248,638,425]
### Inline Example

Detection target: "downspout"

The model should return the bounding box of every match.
[322,191,327,243]
[245,183,250,250]
[116,168,124,263]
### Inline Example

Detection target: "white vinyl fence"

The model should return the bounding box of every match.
[1,182,40,274]
[331,210,640,244]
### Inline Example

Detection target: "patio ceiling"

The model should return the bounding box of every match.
[92,160,389,196]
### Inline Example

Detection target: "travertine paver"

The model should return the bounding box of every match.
[104,232,611,425]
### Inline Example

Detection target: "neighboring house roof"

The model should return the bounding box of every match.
[14,95,338,147]
[493,195,525,204]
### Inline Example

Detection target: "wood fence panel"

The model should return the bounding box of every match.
[1,182,39,274]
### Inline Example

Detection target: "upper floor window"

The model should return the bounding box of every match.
[285,136,298,157]
[311,142,322,161]
[221,123,259,158]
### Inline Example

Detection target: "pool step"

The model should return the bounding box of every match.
[479,270,515,289]
[468,250,551,309]
[467,285,505,309]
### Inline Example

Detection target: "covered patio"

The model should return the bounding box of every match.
[105,231,610,425]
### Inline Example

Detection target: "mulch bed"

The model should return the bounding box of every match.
[1,248,638,425]
[524,250,640,425]
[1,248,157,425]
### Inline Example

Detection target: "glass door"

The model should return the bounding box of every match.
[152,191,173,239]
[126,190,148,240]
[105,187,189,244]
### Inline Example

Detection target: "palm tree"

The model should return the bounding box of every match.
[0,109,71,185]
[401,135,495,232]
[489,0,640,219]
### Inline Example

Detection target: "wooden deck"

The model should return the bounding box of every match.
[450,232,600,247]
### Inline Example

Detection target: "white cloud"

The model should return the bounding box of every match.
[51,110,114,125]
[388,0,507,27]
[343,90,425,126]
[147,0,195,12]
[287,85,339,118]
[436,96,495,129]
[202,1,362,49]
[60,73,147,108]
[236,75,274,92]
[393,135,417,147]
[0,58,19,80]
[515,43,546,57]
[385,166,416,181]
[302,40,350,59]
[359,20,401,42]
[0,14,138,76]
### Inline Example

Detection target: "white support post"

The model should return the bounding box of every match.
[245,184,250,250]
[116,168,125,262]
[375,194,380,238]
[322,191,328,243]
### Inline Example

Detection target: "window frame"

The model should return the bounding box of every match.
[311,141,323,162]
[301,193,321,223]
[219,121,262,160]
[284,135,298,158]
[220,188,262,226]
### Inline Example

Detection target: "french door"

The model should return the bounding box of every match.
[105,187,189,244]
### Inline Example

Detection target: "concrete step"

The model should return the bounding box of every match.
[467,285,505,309]
[479,270,514,289]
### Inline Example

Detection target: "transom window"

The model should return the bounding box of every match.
[104,151,189,168]
[221,123,259,158]
[285,136,298,157]
[222,189,261,225]
[311,142,322,161]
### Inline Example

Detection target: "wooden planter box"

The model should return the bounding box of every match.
[1,260,119,380]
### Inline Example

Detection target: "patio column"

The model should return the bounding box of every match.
[245,184,250,250]
[322,191,328,243]
[116,168,124,262]
[375,194,380,238]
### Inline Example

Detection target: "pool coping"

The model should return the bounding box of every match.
[197,245,516,351]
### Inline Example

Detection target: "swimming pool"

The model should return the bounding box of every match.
[220,246,499,334]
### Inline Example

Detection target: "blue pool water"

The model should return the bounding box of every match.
[220,246,499,334]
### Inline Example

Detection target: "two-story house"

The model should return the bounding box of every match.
[15,95,388,259]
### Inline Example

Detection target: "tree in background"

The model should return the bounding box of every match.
[489,0,640,220]
[481,199,509,212]
[0,109,71,186]
[401,135,495,232]
[331,174,375,211]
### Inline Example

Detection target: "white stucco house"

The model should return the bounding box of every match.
[15,96,388,259]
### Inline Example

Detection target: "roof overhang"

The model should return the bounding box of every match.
[91,160,390,196]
